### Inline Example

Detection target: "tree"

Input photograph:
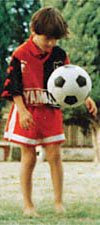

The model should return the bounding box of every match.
[0,0,41,108]
[40,0,68,10]
[61,0,100,132]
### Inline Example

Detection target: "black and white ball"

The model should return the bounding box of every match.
[47,64,92,108]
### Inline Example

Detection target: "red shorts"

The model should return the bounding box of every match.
[4,104,65,146]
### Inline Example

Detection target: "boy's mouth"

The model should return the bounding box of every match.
[44,45,53,51]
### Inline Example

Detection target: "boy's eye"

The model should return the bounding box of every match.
[44,36,53,41]
[45,37,51,41]
[45,37,56,42]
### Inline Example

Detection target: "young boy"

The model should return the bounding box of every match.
[2,7,97,216]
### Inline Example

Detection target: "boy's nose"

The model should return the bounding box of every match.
[48,40,55,47]
[48,41,53,47]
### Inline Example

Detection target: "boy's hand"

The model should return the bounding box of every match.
[19,109,35,130]
[85,97,97,117]
[13,95,35,130]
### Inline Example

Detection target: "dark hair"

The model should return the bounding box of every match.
[30,7,69,39]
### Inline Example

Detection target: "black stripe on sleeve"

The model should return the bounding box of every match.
[2,57,23,100]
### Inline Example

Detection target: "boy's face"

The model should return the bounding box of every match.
[32,33,57,53]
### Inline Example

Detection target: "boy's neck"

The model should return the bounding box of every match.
[32,36,46,54]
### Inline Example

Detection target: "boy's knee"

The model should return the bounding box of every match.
[45,144,61,163]
[21,146,37,167]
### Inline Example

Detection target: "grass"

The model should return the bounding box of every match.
[1,161,100,224]
[0,200,100,225]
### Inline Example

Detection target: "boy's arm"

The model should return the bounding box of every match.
[85,96,97,117]
[13,95,35,130]
[2,56,35,129]
[1,56,23,100]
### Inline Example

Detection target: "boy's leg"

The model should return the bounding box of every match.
[45,143,65,213]
[20,145,40,216]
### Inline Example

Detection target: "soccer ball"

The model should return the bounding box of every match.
[47,64,92,108]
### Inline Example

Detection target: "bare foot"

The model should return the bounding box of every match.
[23,207,41,217]
[55,203,66,213]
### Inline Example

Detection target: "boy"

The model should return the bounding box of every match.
[2,7,97,216]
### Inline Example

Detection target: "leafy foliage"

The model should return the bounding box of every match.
[61,0,100,131]
[0,0,41,96]
[40,0,68,9]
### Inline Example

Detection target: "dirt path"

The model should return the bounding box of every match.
[0,161,100,205]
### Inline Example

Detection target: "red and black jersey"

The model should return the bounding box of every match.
[1,36,70,107]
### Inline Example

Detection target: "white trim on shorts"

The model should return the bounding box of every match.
[7,105,17,141]
[4,132,65,146]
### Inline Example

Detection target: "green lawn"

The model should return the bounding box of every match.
[0,200,100,225]
[0,162,100,225]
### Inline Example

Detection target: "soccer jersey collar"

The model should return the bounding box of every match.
[27,35,52,60]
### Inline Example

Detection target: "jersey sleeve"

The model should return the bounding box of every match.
[1,56,23,101]
[64,55,70,64]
